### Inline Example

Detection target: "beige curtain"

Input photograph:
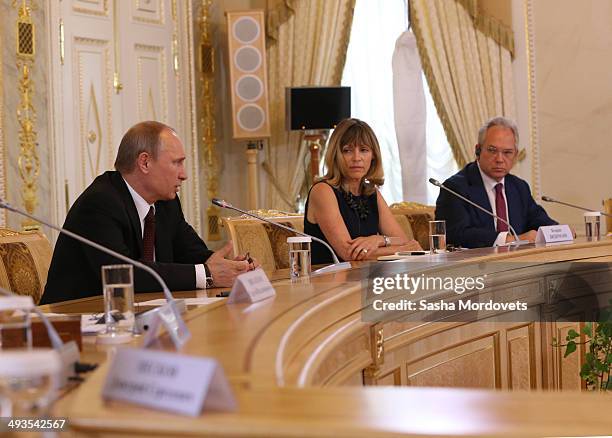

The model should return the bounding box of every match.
[264,0,355,211]
[410,0,516,168]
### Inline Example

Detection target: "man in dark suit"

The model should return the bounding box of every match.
[435,116,557,248]
[41,121,254,304]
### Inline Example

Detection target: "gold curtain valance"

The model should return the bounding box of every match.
[456,0,515,57]
[266,0,296,43]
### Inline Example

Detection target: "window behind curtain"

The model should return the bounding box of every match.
[341,0,457,205]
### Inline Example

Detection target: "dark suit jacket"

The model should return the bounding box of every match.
[40,171,214,304]
[435,162,557,248]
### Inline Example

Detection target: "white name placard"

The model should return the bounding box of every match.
[141,301,191,350]
[227,268,275,304]
[102,347,237,416]
[536,224,574,244]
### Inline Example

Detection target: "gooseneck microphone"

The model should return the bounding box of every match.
[428,178,530,246]
[0,199,190,349]
[212,198,352,275]
[541,196,612,218]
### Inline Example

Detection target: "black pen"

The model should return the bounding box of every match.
[216,291,230,298]
[245,251,254,270]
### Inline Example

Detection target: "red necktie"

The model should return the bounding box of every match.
[142,206,156,261]
[494,183,508,232]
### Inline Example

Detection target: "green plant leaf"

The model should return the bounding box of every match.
[564,341,577,358]
[566,329,580,341]
[582,322,593,338]
[580,363,592,376]
[595,359,607,373]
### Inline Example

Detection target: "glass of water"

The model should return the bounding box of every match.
[428,220,447,254]
[98,264,134,344]
[287,236,311,283]
[0,349,61,417]
[584,212,601,239]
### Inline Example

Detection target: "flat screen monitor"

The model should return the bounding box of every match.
[286,87,351,130]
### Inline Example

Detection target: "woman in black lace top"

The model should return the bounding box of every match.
[304,118,422,264]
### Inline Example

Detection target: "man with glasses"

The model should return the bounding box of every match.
[435,116,557,248]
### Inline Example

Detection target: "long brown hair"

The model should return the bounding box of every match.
[321,118,384,195]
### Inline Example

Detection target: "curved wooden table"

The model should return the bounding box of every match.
[47,239,612,437]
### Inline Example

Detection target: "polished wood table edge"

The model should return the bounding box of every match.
[376,237,612,268]
[66,361,612,438]
[41,239,612,437]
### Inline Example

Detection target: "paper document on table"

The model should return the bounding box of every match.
[81,314,107,334]
[377,253,443,261]
[138,297,224,307]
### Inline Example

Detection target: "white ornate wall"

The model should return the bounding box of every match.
[513,0,612,233]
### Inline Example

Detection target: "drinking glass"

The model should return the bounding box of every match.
[288,236,311,283]
[584,212,601,239]
[428,220,447,254]
[0,349,61,416]
[97,264,134,344]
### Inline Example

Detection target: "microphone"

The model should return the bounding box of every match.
[212,198,352,275]
[541,195,612,218]
[0,289,79,388]
[429,178,530,246]
[0,199,190,349]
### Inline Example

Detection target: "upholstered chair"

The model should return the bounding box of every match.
[389,202,436,250]
[0,229,53,304]
[221,211,304,273]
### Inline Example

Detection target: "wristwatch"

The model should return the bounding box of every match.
[204,263,214,288]
[382,235,391,247]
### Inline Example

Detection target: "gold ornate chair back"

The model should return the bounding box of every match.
[0,229,52,304]
[390,202,436,250]
[221,211,304,273]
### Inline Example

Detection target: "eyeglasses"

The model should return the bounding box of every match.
[483,145,516,158]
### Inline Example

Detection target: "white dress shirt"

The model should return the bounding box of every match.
[476,162,509,246]
[123,178,207,288]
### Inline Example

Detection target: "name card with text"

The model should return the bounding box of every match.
[536,224,574,244]
[227,268,275,304]
[102,347,237,416]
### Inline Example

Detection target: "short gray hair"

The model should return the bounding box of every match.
[114,121,175,173]
[477,116,519,149]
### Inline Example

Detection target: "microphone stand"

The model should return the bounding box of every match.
[429,178,530,247]
[212,199,352,275]
[0,199,190,349]
[541,196,612,218]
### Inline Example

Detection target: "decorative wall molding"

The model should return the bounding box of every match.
[14,0,41,230]
[524,0,541,197]
[0,28,6,227]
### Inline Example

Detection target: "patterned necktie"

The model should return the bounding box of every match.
[142,206,156,262]
[494,183,509,232]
